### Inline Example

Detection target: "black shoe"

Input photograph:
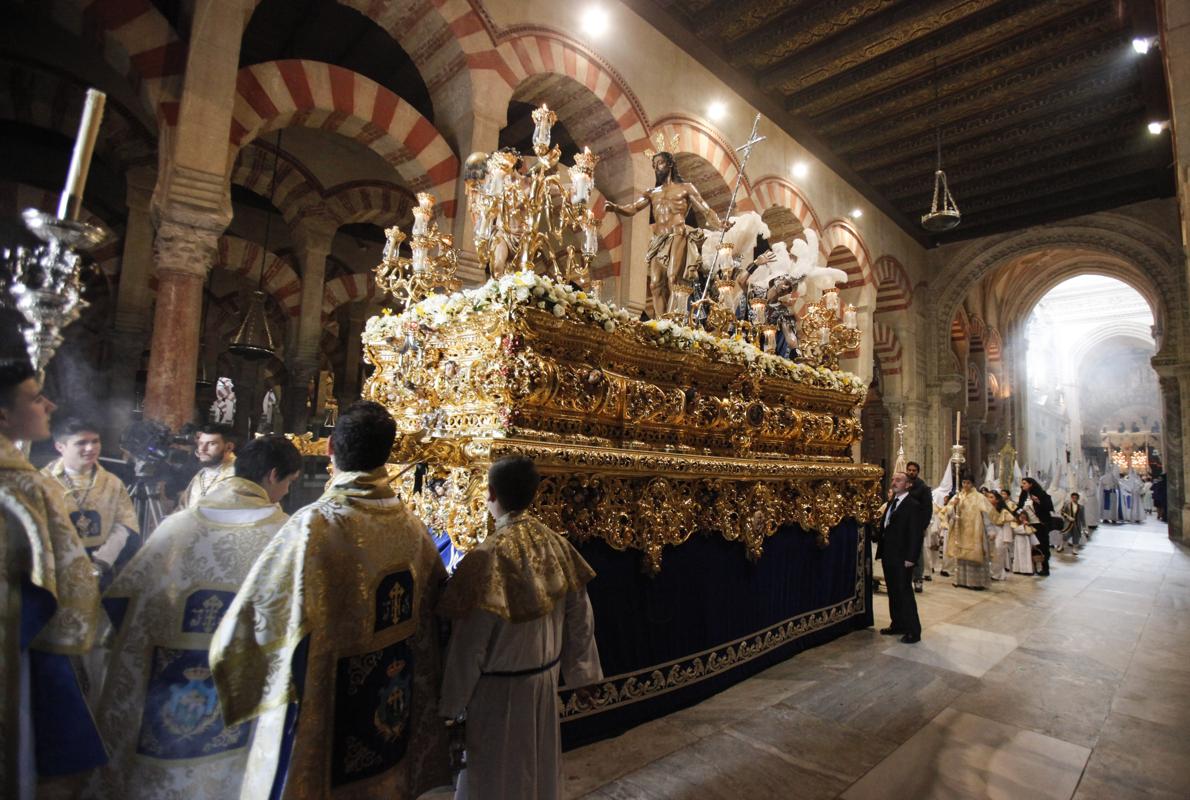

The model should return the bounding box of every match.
[900,634,921,644]
[940,571,950,577]
[914,582,923,593]
[879,627,901,635]
[923,575,932,581]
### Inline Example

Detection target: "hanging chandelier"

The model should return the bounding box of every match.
[921,61,961,233]
[229,131,281,360]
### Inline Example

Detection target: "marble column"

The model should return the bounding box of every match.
[143,218,221,429]
[286,222,335,432]
[107,169,156,435]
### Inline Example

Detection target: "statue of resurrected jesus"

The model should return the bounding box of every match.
[606,138,725,319]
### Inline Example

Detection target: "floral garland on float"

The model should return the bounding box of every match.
[365,269,866,401]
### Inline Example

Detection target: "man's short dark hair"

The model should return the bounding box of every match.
[1070,492,1080,500]
[488,455,541,513]
[199,423,236,442]
[906,461,921,471]
[0,359,35,409]
[235,435,302,485]
[331,402,395,472]
[52,415,101,442]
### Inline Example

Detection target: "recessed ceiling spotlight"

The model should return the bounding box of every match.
[707,101,726,121]
[1148,120,1169,135]
[850,208,863,219]
[581,6,609,37]
[792,161,808,179]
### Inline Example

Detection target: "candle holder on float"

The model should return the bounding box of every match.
[465,104,601,288]
[375,192,460,306]
[2,89,109,371]
[796,288,860,370]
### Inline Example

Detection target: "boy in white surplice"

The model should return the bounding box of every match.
[439,455,602,800]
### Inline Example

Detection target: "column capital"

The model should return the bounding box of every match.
[154,218,222,279]
[292,217,339,260]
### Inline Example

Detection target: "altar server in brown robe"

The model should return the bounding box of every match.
[439,455,602,800]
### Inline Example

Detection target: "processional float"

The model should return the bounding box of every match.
[353,105,882,573]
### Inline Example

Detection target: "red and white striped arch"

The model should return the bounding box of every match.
[322,272,380,321]
[489,32,651,157]
[950,307,970,362]
[50,0,185,122]
[967,314,987,354]
[822,221,873,291]
[325,182,414,229]
[750,176,821,239]
[229,60,459,220]
[232,144,326,228]
[985,327,1003,363]
[213,237,303,317]
[872,321,902,376]
[651,115,753,214]
[874,255,913,314]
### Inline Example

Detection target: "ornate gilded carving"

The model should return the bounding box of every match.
[363,272,879,571]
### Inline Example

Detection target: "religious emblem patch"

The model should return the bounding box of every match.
[136,646,250,760]
[182,589,236,634]
[374,569,415,633]
[330,638,414,787]
[71,509,103,548]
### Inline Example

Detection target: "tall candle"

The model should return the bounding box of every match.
[58,88,106,221]
[955,411,961,440]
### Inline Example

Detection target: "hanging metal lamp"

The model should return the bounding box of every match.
[229,131,281,360]
[921,60,961,233]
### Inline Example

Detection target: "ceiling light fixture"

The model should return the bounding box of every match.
[920,57,961,233]
[792,161,808,179]
[580,6,609,37]
[707,101,726,121]
[1132,36,1157,55]
[1148,120,1169,135]
[850,208,863,219]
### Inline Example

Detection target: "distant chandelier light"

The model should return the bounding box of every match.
[1148,120,1169,135]
[792,161,808,179]
[580,6,609,37]
[707,101,726,121]
[1132,36,1157,55]
[921,58,961,233]
[849,208,863,219]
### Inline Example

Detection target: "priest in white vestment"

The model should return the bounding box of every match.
[176,424,237,509]
[1099,467,1122,524]
[0,358,103,799]
[439,455,602,800]
[210,402,450,799]
[1120,469,1146,523]
[86,435,301,800]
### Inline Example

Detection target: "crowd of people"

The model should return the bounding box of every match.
[2,355,602,800]
[876,455,1161,643]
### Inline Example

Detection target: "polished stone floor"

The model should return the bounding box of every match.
[564,516,1190,799]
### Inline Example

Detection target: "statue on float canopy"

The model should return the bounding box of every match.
[606,132,725,319]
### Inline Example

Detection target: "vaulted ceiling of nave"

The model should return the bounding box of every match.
[635,0,1175,244]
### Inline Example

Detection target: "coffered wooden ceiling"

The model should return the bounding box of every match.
[631,0,1173,245]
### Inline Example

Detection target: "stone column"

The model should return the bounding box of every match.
[340,304,369,405]
[142,217,222,429]
[1156,373,1185,540]
[107,169,156,435]
[286,221,335,432]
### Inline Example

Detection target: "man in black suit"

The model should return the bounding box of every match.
[905,461,934,593]
[876,471,923,643]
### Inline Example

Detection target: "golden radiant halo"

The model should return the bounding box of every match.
[643,130,683,160]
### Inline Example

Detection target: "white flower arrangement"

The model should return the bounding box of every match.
[364,270,866,399]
